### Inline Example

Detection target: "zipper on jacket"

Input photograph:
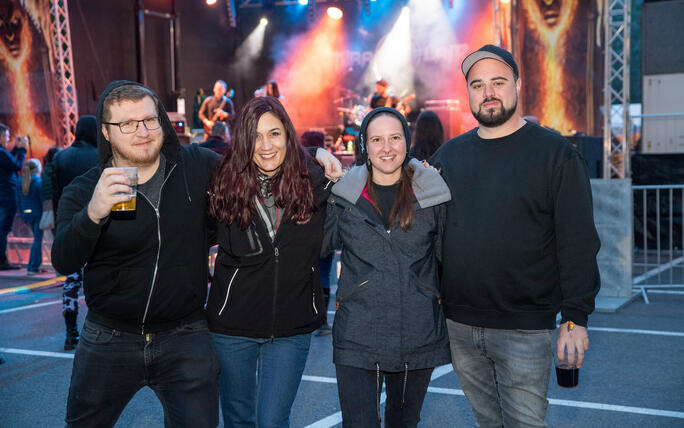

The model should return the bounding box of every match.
[218,268,240,316]
[311,266,318,315]
[270,246,280,341]
[140,163,177,334]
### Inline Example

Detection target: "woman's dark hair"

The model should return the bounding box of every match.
[410,110,444,161]
[267,80,280,98]
[209,96,314,228]
[364,112,415,232]
[43,147,61,165]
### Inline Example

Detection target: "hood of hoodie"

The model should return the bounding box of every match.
[357,107,412,165]
[74,115,98,147]
[331,158,451,209]
[95,80,180,167]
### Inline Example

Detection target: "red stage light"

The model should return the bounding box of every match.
[327,7,343,20]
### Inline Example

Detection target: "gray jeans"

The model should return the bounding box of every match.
[447,319,553,428]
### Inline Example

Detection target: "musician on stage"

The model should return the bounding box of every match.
[369,79,399,109]
[199,80,235,138]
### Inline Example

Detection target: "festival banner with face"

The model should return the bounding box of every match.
[515,0,604,136]
[0,0,58,160]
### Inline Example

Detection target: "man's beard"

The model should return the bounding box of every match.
[472,97,517,127]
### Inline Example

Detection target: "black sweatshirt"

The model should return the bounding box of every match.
[430,122,600,329]
[51,80,220,334]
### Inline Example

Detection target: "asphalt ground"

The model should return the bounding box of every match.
[1,264,683,427]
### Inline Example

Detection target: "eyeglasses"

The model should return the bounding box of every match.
[103,117,161,134]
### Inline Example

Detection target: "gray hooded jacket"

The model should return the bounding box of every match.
[322,159,452,371]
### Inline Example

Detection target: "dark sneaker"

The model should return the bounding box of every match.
[64,330,80,351]
[0,263,21,271]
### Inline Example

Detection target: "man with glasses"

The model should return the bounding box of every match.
[52,81,221,427]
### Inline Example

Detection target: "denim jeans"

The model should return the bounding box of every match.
[447,319,553,428]
[335,364,433,428]
[212,332,312,428]
[0,199,16,265]
[27,219,43,272]
[66,318,219,428]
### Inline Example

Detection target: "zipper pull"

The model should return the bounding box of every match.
[145,333,151,343]
[274,247,279,257]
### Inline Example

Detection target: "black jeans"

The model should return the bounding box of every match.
[335,364,433,428]
[65,318,219,428]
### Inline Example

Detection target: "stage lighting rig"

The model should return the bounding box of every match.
[363,0,370,15]
[298,0,308,5]
[206,0,217,5]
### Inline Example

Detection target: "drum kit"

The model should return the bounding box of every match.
[334,88,368,129]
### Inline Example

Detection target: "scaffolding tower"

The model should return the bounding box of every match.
[603,0,631,179]
[49,0,79,147]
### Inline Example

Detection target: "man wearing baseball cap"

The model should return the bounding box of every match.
[430,45,601,426]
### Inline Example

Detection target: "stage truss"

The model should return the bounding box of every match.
[603,0,631,179]
[49,0,78,147]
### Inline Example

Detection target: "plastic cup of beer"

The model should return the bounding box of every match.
[111,167,138,212]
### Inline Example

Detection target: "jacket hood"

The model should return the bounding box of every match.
[95,80,180,167]
[331,158,451,209]
[74,115,98,147]
[357,107,412,165]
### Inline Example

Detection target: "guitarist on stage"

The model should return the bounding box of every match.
[369,79,414,117]
[199,80,235,139]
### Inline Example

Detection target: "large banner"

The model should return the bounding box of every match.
[0,0,58,161]
[515,0,603,136]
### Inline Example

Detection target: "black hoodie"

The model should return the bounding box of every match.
[52,115,99,206]
[52,81,220,334]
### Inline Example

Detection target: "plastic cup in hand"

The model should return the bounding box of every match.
[111,167,138,212]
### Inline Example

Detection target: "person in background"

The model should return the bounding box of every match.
[206,97,335,427]
[322,107,452,427]
[410,110,444,161]
[52,115,100,351]
[17,158,44,275]
[199,121,230,156]
[0,123,27,270]
[40,147,61,233]
[199,80,236,139]
[301,130,334,336]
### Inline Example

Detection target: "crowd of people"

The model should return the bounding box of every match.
[0,44,600,427]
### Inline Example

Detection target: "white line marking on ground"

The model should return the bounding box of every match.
[633,256,684,284]
[0,347,74,359]
[302,375,337,384]
[0,299,61,314]
[588,326,684,337]
[0,296,86,315]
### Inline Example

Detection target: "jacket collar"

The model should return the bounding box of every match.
[331,158,451,209]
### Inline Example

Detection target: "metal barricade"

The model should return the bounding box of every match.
[632,185,684,302]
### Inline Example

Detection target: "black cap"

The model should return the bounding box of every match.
[461,44,519,80]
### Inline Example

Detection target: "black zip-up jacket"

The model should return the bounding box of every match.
[51,80,220,334]
[206,160,332,338]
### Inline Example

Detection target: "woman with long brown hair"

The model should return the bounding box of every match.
[206,96,334,427]
[322,107,452,427]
